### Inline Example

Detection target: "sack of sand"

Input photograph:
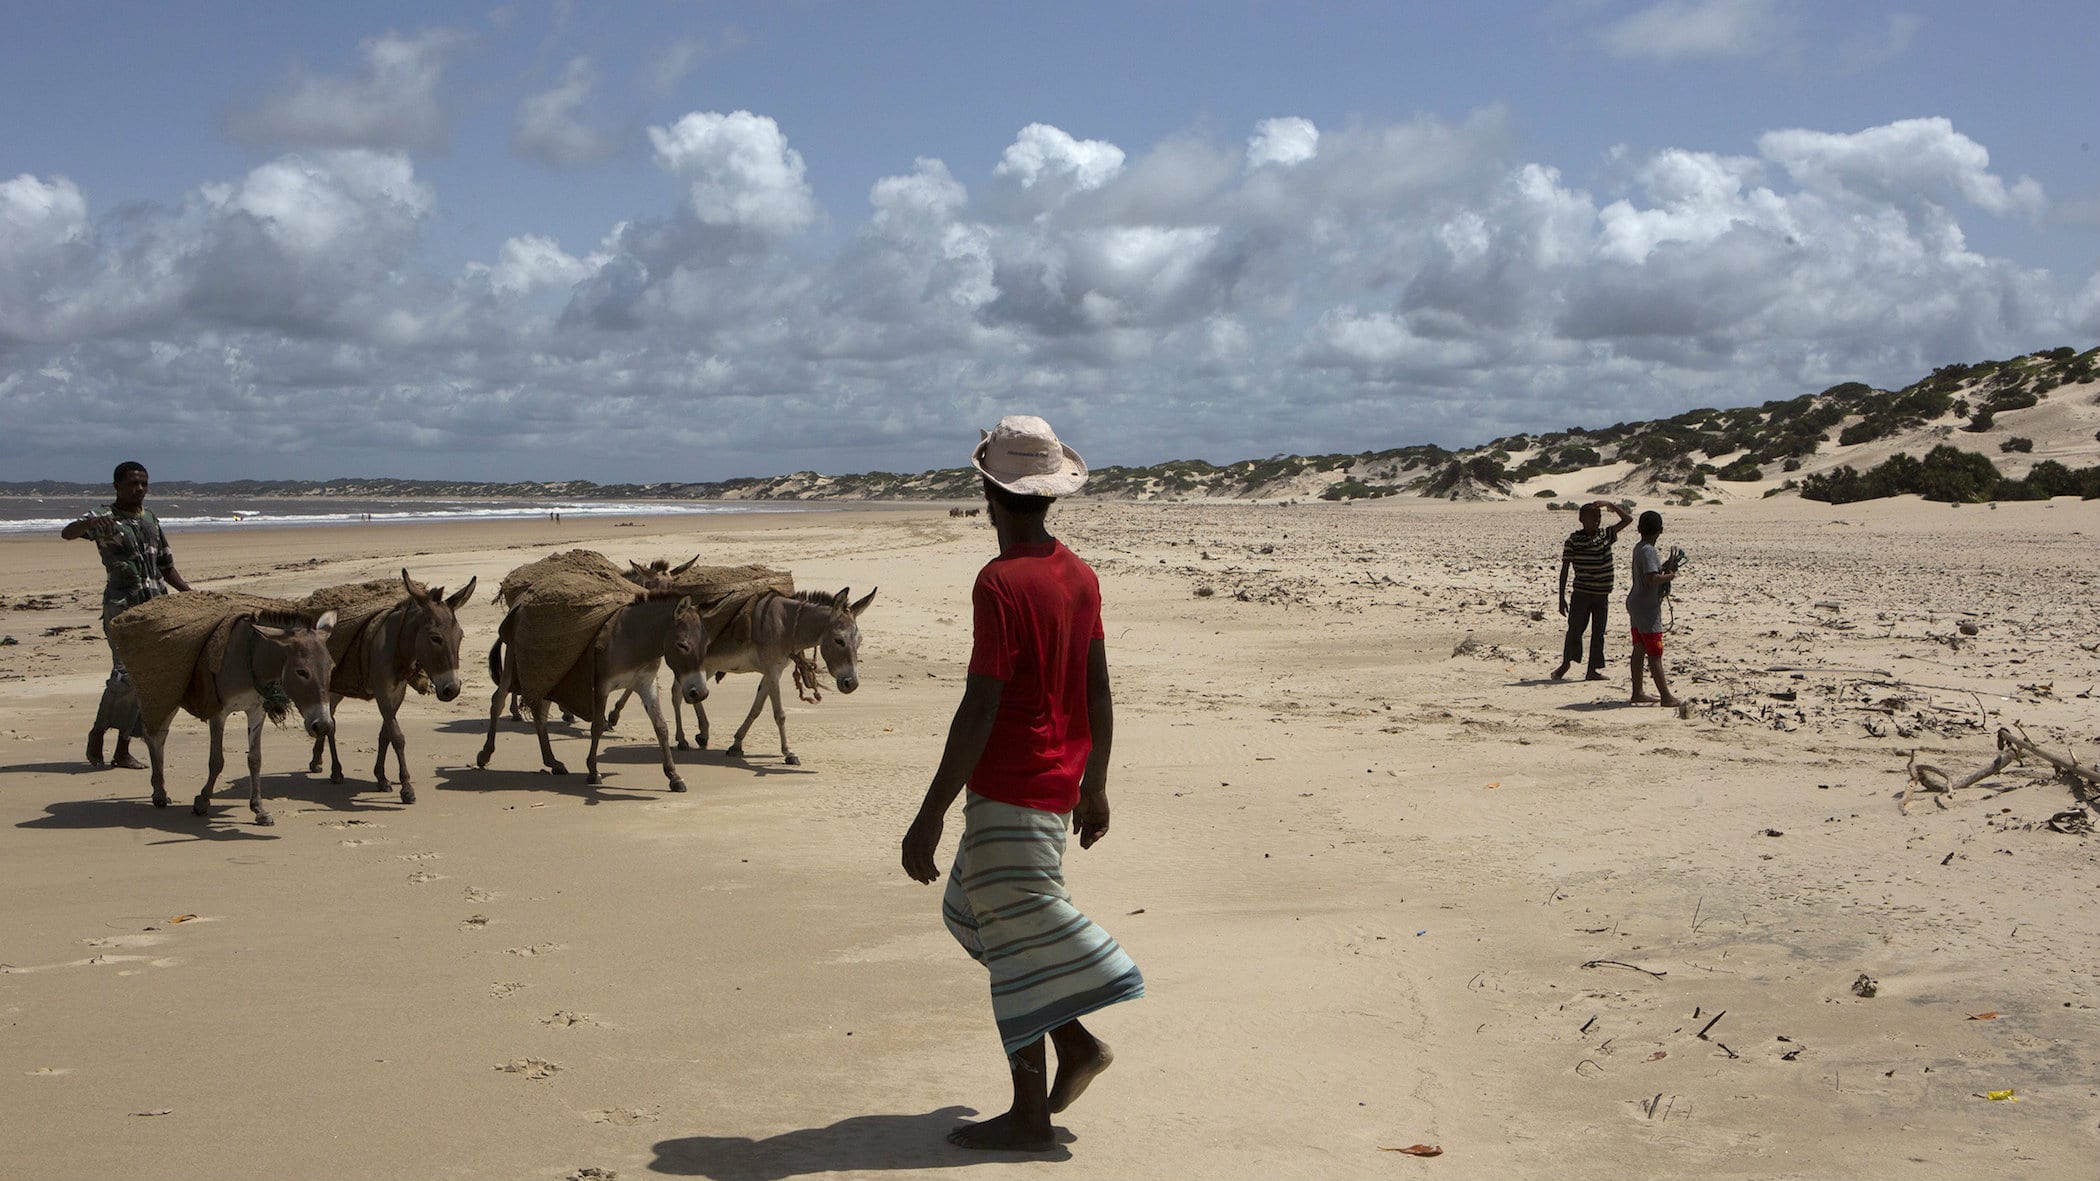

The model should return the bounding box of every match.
[496,551,643,706]
[107,590,311,726]
[298,578,415,697]
[646,562,794,612]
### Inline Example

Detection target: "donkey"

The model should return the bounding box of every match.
[141,610,339,827]
[476,593,710,792]
[697,587,874,766]
[308,570,476,805]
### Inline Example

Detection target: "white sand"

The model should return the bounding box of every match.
[2,497,2096,1180]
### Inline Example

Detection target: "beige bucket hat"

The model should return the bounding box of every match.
[971,414,1089,497]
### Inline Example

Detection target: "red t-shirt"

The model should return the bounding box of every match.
[967,540,1104,813]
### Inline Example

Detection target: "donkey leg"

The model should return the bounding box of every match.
[147,719,173,809]
[533,700,567,776]
[766,673,798,766]
[379,689,414,804]
[606,686,632,730]
[637,680,685,792]
[325,693,346,784]
[726,678,770,760]
[195,714,227,817]
[671,692,692,750]
[245,709,275,826]
[585,659,607,786]
[478,663,510,770]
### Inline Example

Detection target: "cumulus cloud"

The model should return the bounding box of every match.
[225,28,464,151]
[1598,0,1792,62]
[995,124,1126,191]
[1760,117,2045,217]
[647,111,817,234]
[0,110,2088,482]
[1247,117,1319,169]
[511,58,621,167]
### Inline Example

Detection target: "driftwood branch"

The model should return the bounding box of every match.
[1901,728,2100,813]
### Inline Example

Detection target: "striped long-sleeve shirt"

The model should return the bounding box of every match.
[1561,528,1617,594]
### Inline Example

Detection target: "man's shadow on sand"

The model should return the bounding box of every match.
[649,1108,1074,1179]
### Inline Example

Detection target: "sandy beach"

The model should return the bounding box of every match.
[2,496,2096,1181]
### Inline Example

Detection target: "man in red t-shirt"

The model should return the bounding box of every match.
[902,415,1143,1153]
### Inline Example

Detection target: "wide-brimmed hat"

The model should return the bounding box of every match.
[971,415,1088,497]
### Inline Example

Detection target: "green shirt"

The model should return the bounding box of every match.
[92,506,173,620]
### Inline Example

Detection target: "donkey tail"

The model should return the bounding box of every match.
[489,608,518,682]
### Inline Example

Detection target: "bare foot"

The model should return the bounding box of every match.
[1630,693,1660,704]
[86,732,106,769]
[1050,1038,1112,1113]
[1551,662,1570,680]
[1584,670,1607,682]
[1658,694,1681,708]
[947,1112,1055,1152]
[112,748,146,770]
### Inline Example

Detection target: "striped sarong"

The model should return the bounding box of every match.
[943,792,1144,1060]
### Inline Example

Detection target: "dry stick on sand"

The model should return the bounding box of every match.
[1582,959,1668,979]
[1901,727,2100,813]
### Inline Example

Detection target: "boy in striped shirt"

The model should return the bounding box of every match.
[1554,500,1632,681]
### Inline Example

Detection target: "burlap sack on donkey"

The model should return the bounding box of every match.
[107,590,309,726]
[649,563,794,611]
[496,551,641,706]
[298,579,412,698]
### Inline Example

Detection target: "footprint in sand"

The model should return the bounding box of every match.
[506,942,562,957]
[406,870,446,885]
[322,819,379,830]
[461,914,491,930]
[494,1057,561,1080]
[490,981,527,998]
[540,1010,600,1028]
[586,1107,659,1126]
[398,851,441,862]
[464,886,496,903]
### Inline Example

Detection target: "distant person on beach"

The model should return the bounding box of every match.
[60,461,192,768]
[1625,510,1680,707]
[901,415,1143,1153]
[1554,499,1633,681]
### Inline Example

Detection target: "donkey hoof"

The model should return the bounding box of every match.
[586,773,603,787]
[784,753,801,767]
[329,771,345,786]
[254,811,275,827]
[308,761,323,774]
[548,761,568,776]
[475,750,492,769]
[400,785,417,805]
[669,779,687,793]
[725,744,745,759]
[191,799,210,817]
[152,793,171,809]
[675,738,691,751]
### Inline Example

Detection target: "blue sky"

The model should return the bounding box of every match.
[3,0,2095,483]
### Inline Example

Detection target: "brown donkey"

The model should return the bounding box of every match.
[477,594,710,792]
[307,570,477,804]
[121,608,339,826]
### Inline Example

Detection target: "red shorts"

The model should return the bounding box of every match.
[1630,627,1664,657]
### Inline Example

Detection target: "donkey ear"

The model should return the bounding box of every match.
[446,576,477,609]
[849,587,877,617]
[250,620,292,642]
[402,568,432,605]
[312,609,337,636]
[671,554,700,574]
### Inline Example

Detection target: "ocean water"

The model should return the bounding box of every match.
[0,495,799,537]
